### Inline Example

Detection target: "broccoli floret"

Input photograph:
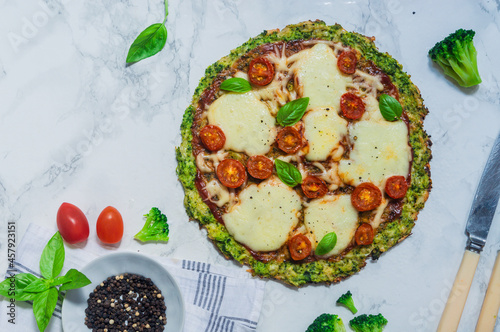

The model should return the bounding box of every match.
[349,314,388,332]
[306,313,346,332]
[336,290,358,314]
[428,29,481,87]
[134,207,169,242]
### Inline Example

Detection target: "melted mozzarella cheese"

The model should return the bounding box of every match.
[294,43,352,110]
[223,177,302,252]
[303,106,348,161]
[207,92,276,156]
[338,120,411,187]
[304,195,358,257]
[205,179,232,208]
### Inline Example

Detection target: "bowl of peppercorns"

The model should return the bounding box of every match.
[61,252,184,332]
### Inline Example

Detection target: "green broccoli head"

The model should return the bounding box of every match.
[306,313,346,332]
[134,207,169,242]
[428,29,481,87]
[349,314,388,332]
[336,290,358,314]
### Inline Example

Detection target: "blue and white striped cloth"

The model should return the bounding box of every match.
[0,223,265,332]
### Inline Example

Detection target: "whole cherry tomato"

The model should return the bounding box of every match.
[96,206,124,244]
[57,202,90,244]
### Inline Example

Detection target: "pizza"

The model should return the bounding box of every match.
[176,20,431,286]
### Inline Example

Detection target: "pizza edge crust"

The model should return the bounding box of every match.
[175,20,432,287]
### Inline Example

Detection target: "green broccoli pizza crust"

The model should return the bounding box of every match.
[176,20,431,286]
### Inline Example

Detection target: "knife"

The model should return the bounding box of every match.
[437,132,500,332]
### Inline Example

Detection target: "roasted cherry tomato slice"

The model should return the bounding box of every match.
[301,176,328,199]
[337,50,357,74]
[351,182,382,211]
[288,234,312,261]
[217,159,247,188]
[355,223,374,245]
[199,125,226,151]
[277,127,302,154]
[96,206,124,244]
[340,93,365,120]
[247,155,273,180]
[385,175,408,199]
[57,202,90,244]
[248,57,275,86]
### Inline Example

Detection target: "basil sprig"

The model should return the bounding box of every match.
[0,232,91,331]
[276,97,310,127]
[379,94,403,121]
[275,159,302,187]
[315,232,337,256]
[126,0,169,64]
[220,77,252,93]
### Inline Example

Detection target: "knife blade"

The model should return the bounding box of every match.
[437,131,500,332]
[465,132,500,253]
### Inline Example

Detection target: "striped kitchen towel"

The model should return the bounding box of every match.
[0,223,266,332]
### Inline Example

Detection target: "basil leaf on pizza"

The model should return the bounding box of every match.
[276,97,309,127]
[176,21,431,286]
[379,94,403,121]
[275,159,302,187]
[315,232,337,256]
[220,77,252,93]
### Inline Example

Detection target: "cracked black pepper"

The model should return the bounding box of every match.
[85,273,166,332]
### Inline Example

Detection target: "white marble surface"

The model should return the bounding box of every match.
[0,0,499,331]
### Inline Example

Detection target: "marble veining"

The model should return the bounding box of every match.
[1,0,500,331]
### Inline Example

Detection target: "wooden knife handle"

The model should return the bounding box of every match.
[437,250,480,332]
[475,251,500,332]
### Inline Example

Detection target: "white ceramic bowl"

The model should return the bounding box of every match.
[61,252,184,332]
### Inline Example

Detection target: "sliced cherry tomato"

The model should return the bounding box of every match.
[248,57,274,86]
[337,50,357,74]
[340,93,365,120]
[385,175,408,199]
[351,182,382,211]
[277,127,302,154]
[216,159,247,188]
[57,202,90,244]
[355,223,374,245]
[301,176,328,199]
[247,155,273,180]
[288,234,312,261]
[199,125,226,151]
[96,206,124,244]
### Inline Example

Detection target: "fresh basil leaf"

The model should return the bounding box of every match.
[379,94,402,121]
[220,78,252,93]
[0,273,39,301]
[23,278,49,294]
[315,232,337,256]
[33,288,58,332]
[126,23,167,64]
[275,159,302,187]
[40,232,65,279]
[59,269,91,291]
[276,97,309,127]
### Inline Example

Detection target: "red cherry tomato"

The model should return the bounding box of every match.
[96,206,124,244]
[351,182,382,212]
[248,57,275,86]
[355,223,374,245]
[216,159,247,188]
[385,175,408,199]
[288,234,312,261]
[337,50,357,74]
[340,93,365,120]
[247,155,273,180]
[277,127,302,154]
[57,202,90,244]
[301,176,328,199]
[199,125,226,151]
